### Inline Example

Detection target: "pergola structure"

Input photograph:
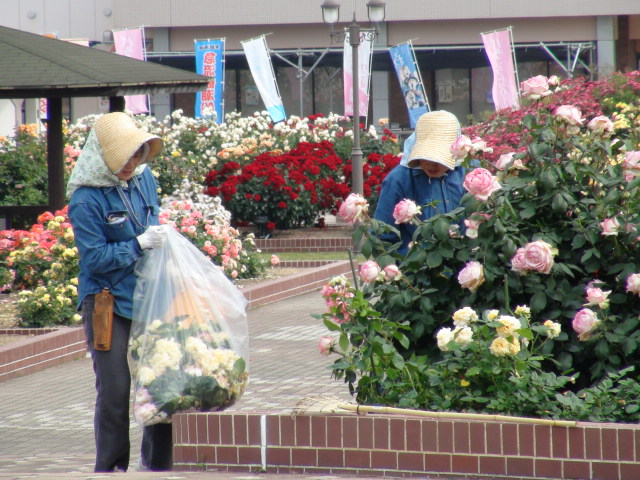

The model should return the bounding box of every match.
[0,24,211,222]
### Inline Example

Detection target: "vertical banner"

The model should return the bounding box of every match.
[113,27,148,114]
[343,34,373,118]
[481,28,520,111]
[389,41,429,128]
[194,38,225,122]
[241,36,286,123]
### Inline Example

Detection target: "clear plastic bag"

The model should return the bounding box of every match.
[128,226,249,426]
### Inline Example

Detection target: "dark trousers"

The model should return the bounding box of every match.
[82,295,173,472]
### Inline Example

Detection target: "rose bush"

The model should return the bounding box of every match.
[317,71,640,421]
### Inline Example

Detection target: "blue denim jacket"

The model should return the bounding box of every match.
[373,164,466,255]
[69,168,160,319]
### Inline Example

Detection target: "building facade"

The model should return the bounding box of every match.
[2,0,640,133]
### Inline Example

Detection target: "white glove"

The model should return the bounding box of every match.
[137,225,168,250]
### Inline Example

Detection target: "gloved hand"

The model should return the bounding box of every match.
[137,225,168,250]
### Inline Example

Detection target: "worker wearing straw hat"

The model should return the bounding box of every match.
[373,110,467,255]
[67,112,172,472]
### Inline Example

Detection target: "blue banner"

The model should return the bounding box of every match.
[195,39,225,122]
[389,42,429,128]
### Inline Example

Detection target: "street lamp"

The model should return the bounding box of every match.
[321,0,386,196]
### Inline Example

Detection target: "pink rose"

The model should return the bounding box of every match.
[572,308,600,340]
[600,217,621,236]
[318,336,334,355]
[393,199,421,224]
[338,193,369,223]
[547,75,560,88]
[553,105,584,126]
[359,260,381,284]
[383,264,401,281]
[626,273,640,295]
[587,115,614,136]
[270,254,280,266]
[510,248,528,272]
[585,287,610,306]
[522,240,555,274]
[450,135,474,160]
[520,75,551,99]
[463,168,502,201]
[457,261,485,292]
[623,151,640,179]
[464,213,490,239]
[495,152,515,170]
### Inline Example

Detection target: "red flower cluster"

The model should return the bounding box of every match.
[204,141,399,229]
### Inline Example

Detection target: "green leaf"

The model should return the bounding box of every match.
[427,251,443,268]
[531,291,547,311]
[339,332,349,352]
[323,318,341,331]
[434,217,450,242]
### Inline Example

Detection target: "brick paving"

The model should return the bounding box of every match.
[0,291,391,480]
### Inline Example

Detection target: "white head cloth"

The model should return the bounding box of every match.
[66,129,148,198]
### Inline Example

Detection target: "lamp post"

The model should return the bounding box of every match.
[321,0,386,196]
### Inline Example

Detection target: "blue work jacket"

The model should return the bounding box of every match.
[373,164,466,255]
[69,168,160,319]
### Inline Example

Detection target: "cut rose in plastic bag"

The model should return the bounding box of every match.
[129,226,249,425]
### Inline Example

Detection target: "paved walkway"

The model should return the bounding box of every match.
[0,291,407,480]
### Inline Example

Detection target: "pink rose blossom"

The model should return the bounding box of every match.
[587,115,614,136]
[622,151,640,181]
[450,135,474,160]
[360,260,382,284]
[626,273,640,295]
[553,105,584,133]
[338,193,369,223]
[463,168,502,201]
[522,240,556,274]
[572,308,600,340]
[520,75,551,99]
[600,217,621,236]
[547,75,560,87]
[393,199,421,224]
[383,264,401,281]
[457,261,485,292]
[585,287,610,307]
[511,248,528,272]
[464,213,490,239]
[318,336,334,355]
[495,152,515,170]
[270,255,280,266]
[511,240,556,274]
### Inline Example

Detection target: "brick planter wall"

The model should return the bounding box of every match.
[255,237,353,253]
[172,411,640,480]
[0,326,86,382]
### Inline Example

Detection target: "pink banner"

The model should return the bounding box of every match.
[113,28,148,114]
[343,36,372,118]
[481,29,520,111]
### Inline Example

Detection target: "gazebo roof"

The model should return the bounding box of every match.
[0,24,211,99]
[0,25,211,215]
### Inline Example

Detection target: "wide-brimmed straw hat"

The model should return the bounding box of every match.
[94,112,164,174]
[407,110,461,170]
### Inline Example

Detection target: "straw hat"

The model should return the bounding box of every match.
[407,110,461,170]
[93,112,164,174]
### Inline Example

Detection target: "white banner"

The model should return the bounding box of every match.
[241,36,286,122]
[343,33,373,118]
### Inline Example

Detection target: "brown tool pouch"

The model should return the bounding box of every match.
[93,288,114,351]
